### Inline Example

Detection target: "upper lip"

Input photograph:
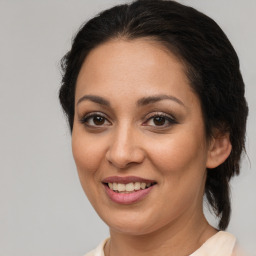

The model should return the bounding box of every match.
[102,176,156,184]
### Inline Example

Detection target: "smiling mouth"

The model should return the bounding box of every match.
[102,176,157,204]
[104,182,156,193]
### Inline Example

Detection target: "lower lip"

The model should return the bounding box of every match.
[104,184,154,205]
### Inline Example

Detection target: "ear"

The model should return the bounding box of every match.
[206,132,232,169]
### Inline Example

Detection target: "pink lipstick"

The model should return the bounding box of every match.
[102,176,156,205]
[102,176,155,184]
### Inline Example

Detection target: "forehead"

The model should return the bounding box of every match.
[75,38,195,104]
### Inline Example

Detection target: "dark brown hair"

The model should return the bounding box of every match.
[59,0,248,230]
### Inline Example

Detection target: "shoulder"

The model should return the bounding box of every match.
[190,231,237,256]
[231,244,249,256]
[84,238,109,256]
[84,250,96,256]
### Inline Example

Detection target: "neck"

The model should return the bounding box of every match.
[105,211,217,256]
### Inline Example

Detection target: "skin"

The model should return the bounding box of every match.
[72,39,231,256]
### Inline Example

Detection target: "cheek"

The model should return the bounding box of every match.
[71,130,107,205]
[147,130,208,177]
[146,133,207,219]
[72,131,106,174]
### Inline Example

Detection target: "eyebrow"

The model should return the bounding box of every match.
[77,94,185,107]
[77,95,110,106]
[137,94,185,107]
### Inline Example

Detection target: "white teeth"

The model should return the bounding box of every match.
[108,183,113,189]
[134,182,140,190]
[117,183,126,192]
[126,183,135,192]
[140,182,146,189]
[113,182,118,190]
[107,182,154,193]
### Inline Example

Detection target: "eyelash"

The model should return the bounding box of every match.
[143,112,177,128]
[80,112,111,127]
[79,112,177,129]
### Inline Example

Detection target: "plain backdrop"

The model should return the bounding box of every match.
[0,0,255,255]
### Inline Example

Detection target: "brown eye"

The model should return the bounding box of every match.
[153,116,166,126]
[93,116,105,125]
[143,113,177,128]
[80,113,111,127]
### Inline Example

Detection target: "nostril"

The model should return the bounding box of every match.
[106,146,145,169]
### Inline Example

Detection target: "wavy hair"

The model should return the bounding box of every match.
[59,0,248,230]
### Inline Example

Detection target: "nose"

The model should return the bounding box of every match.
[105,125,145,169]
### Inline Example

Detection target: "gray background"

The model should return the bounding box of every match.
[0,0,255,255]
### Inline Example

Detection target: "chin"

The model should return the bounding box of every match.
[100,210,164,236]
[109,222,154,236]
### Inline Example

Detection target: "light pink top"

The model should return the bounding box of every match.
[84,231,245,256]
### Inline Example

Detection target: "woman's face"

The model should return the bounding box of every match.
[72,39,212,235]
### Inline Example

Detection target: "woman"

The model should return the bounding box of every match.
[59,0,248,255]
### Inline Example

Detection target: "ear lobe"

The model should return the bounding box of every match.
[206,133,232,169]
